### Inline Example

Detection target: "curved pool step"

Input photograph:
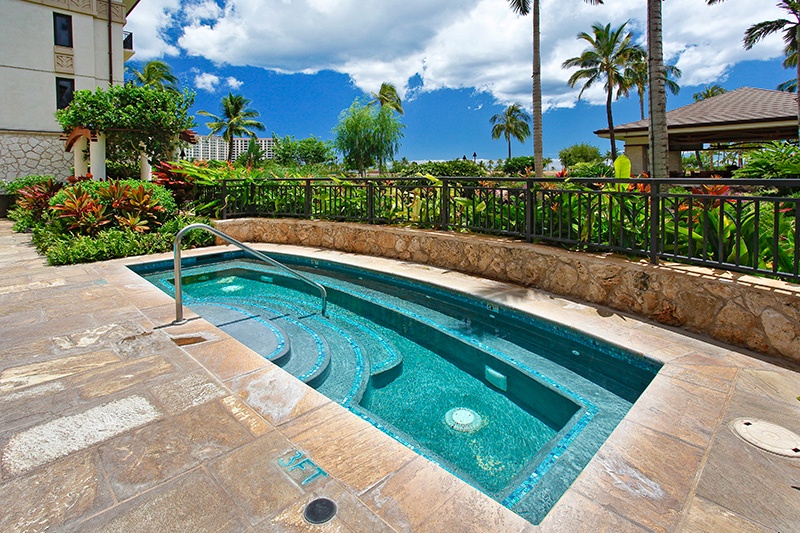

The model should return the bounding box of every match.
[231,293,372,406]
[223,298,331,385]
[190,303,289,362]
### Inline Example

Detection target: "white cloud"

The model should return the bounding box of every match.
[123,0,181,60]
[194,72,220,91]
[226,76,243,89]
[126,0,787,109]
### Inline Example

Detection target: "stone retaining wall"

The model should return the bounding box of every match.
[215,218,800,363]
[0,131,71,183]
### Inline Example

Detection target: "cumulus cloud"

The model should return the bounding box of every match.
[226,76,243,89]
[127,0,786,108]
[194,72,220,91]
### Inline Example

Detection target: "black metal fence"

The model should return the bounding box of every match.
[196,176,800,283]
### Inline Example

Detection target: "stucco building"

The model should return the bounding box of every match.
[185,136,276,162]
[0,0,138,183]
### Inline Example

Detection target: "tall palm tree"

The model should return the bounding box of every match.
[647,0,669,187]
[128,60,179,92]
[507,0,603,178]
[626,53,681,120]
[562,21,645,161]
[370,82,404,115]
[692,84,727,101]
[198,93,265,162]
[490,103,531,159]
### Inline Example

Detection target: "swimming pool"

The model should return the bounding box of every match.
[131,250,661,524]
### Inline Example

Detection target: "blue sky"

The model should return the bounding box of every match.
[125,0,788,165]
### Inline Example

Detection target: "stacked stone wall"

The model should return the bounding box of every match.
[0,131,71,183]
[215,218,800,363]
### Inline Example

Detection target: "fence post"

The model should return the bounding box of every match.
[221,180,228,219]
[649,179,660,264]
[440,178,450,230]
[525,178,534,243]
[367,180,375,224]
[304,179,312,218]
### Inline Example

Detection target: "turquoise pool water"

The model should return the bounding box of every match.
[131,251,660,524]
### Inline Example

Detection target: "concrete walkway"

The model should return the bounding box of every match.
[1,219,799,532]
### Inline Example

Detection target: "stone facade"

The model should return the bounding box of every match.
[215,218,800,363]
[0,131,71,182]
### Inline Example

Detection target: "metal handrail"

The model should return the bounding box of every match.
[172,223,327,323]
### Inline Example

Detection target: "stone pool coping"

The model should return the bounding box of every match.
[2,221,799,531]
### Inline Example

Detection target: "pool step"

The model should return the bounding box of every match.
[222,299,332,385]
[190,303,289,363]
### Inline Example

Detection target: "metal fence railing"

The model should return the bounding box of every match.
[195,176,800,283]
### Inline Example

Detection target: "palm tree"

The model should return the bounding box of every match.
[692,84,727,101]
[562,21,645,161]
[647,0,669,188]
[128,60,179,92]
[507,0,602,178]
[627,53,681,120]
[370,82,404,115]
[198,93,265,162]
[744,0,800,137]
[490,103,531,159]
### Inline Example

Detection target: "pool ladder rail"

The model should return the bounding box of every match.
[172,223,328,323]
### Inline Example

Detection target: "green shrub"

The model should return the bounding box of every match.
[558,143,604,169]
[2,175,57,196]
[499,156,553,176]
[393,158,487,177]
[568,161,613,177]
[35,214,213,265]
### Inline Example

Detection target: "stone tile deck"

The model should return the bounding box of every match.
[1,219,799,532]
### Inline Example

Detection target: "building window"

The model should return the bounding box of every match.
[53,13,73,48]
[56,77,74,109]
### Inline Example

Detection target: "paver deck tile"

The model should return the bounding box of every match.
[1,219,799,531]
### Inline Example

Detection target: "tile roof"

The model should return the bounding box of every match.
[598,87,797,134]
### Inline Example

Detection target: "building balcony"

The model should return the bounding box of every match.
[123,31,134,60]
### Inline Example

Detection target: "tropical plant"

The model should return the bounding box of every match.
[198,93,266,162]
[490,104,531,159]
[507,0,603,179]
[127,60,179,92]
[558,143,604,168]
[562,21,645,161]
[626,51,681,120]
[13,178,63,230]
[733,141,800,180]
[370,82,404,115]
[332,99,404,177]
[693,85,727,101]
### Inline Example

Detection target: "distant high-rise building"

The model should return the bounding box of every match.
[185,136,274,161]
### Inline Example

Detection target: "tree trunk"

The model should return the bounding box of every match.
[647,0,669,180]
[227,136,234,162]
[639,92,646,120]
[532,0,544,178]
[796,24,800,139]
[605,82,617,161]
[507,134,512,159]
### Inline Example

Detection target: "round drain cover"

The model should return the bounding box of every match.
[303,497,337,524]
[445,407,483,433]
[731,418,800,458]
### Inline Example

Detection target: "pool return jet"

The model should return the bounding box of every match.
[172,223,328,324]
